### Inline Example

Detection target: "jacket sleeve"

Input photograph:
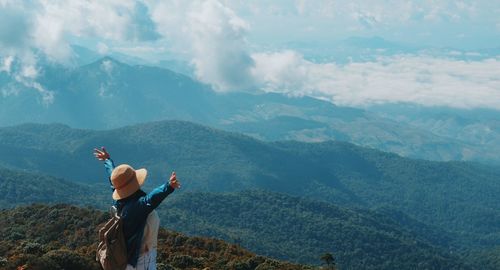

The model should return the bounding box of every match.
[104,158,116,191]
[139,183,175,213]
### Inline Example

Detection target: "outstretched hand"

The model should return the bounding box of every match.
[169,172,181,189]
[93,147,110,161]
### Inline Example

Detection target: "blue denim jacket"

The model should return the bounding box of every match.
[104,159,174,267]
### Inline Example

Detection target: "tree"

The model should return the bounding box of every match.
[320,252,336,269]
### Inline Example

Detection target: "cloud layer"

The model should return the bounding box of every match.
[0,0,499,110]
[251,51,500,109]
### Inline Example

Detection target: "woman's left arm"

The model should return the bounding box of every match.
[140,172,180,212]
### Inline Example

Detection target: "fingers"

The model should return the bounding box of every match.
[94,149,105,158]
[93,150,102,160]
[171,180,181,189]
[93,147,108,160]
[169,171,181,189]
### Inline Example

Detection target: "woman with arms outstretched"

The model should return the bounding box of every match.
[94,147,180,270]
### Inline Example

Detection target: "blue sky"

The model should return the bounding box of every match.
[229,0,500,50]
[1,0,500,109]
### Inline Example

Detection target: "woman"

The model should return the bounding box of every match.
[94,147,180,270]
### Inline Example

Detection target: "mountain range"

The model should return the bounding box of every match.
[2,56,500,164]
[0,120,499,268]
[2,45,500,269]
[0,168,481,269]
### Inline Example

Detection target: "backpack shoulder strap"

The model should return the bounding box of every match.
[110,205,123,218]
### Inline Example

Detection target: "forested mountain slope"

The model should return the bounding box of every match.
[0,169,483,269]
[0,120,499,247]
[0,204,312,270]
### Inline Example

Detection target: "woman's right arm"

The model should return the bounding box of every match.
[94,147,115,191]
[104,159,116,191]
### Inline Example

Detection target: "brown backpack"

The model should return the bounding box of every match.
[96,207,128,270]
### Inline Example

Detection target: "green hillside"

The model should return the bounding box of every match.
[160,191,473,269]
[0,120,499,250]
[0,204,311,270]
[0,170,494,269]
[0,170,478,269]
[464,247,500,270]
[0,168,107,209]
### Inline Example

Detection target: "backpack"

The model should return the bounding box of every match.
[96,206,128,270]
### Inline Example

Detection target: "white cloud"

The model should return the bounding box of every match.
[187,0,254,91]
[0,0,153,62]
[144,0,192,59]
[251,51,500,109]
[114,1,500,109]
[11,73,54,106]
[251,50,311,94]
[0,56,14,74]
[0,0,498,111]
[30,81,54,105]
[1,85,21,97]
[30,0,159,62]
[101,60,114,74]
[146,0,255,91]
[295,0,306,15]
[143,0,500,110]
[20,64,38,79]
[0,0,160,103]
[97,42,110,55]
[98,59,116,97]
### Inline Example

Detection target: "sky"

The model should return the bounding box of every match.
[229,0,500,49]
[1,0,500,109]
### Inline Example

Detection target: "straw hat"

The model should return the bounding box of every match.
[111,164,148,200]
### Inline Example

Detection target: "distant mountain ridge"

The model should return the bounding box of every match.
[2,56,500,163]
